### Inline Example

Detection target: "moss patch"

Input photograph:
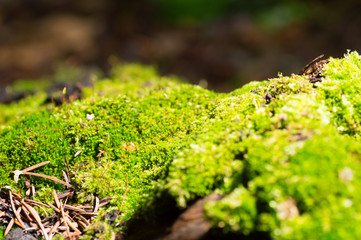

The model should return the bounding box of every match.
[2,52,361,239]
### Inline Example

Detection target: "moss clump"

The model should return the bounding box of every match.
[81,222,115,240]
[0,64,216,225]
[1,52,361,239]
[168,51,361,239]
[0,92,48,127]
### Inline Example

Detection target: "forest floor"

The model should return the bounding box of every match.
[1,1,360,93]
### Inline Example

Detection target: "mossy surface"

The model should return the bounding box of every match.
[1,52,361,239]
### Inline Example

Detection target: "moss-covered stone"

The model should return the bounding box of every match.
[1,52,361,239]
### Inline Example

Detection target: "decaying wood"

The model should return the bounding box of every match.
[298,54,330,83]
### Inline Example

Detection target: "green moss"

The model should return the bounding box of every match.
[205,187,257,235]
[81,222,115,240]
[0,64,216,225]
[52,234,65,240]
[167,51,361,239]
[323,50,361,81]
[0,92,48,127]
[205,126,361,239]
[2,53,361,239]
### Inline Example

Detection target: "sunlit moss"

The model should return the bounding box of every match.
[0,92,48,127]
[2,52,361,239]
[81,222,115,240]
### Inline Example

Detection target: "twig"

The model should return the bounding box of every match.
[22,161,50,172]
[63,171,69,185]
[53,190,71,239]
[4,208,22,236]
[64,215,81,234]
[10,160,73,188]
[53,190,81,236]
[73,205,93,210]
[61,211,71,238]
[15,196,52,213]
[48,220,61,239]
[31,185,35,198]
[77,220,88,230]
[99,197,113,208]
[64,155,70,182]
[48,202,61,213]
[21,205,33,222]
[53,190,61,209]
[21,199,49,240]
[57,190,74,200]
[117,173,129,216]
[64,204,91,213]
[22,200,50,217]
[72,211,98,217]
[0,187,113,240]
[9,191,26,229]
[4,217,15,236]
[94,197,99,213]
[25,225,39,232]
[21,172,73,188]
[73,213,90,226]
[298,54,325,75]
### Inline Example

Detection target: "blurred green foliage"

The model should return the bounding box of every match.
[151,0,236,25]
[151,0,309,29]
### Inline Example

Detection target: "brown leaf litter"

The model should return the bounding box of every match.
[0,161,112,239]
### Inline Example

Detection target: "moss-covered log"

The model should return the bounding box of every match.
[1,51,361,239]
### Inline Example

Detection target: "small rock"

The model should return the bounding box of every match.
[4,228,37,240]
[105,209,118,225]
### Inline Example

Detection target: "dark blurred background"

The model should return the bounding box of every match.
[1,0,361,92]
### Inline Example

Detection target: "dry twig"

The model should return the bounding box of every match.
[22,200,49,240]
[10,161,73,188]
[117,173,129,216]
[9,191,26,229]
[1,161,112,239]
